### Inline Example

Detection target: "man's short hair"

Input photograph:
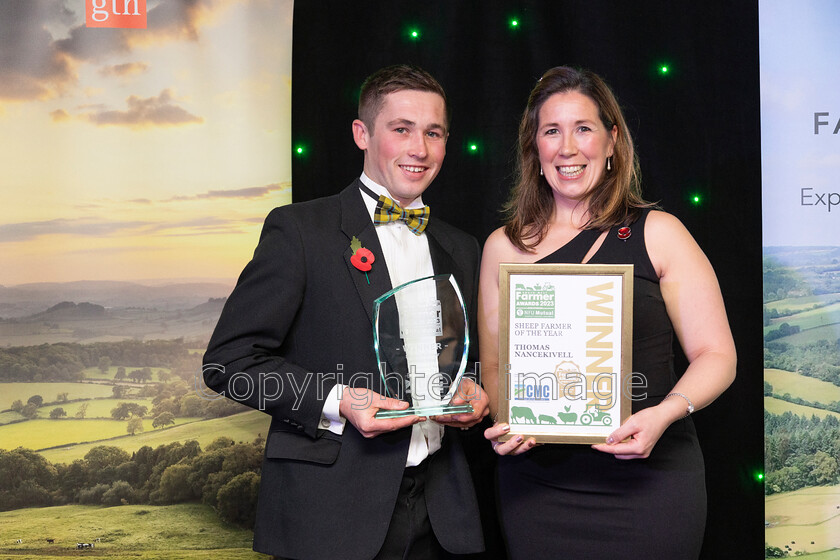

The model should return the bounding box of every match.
[358,65,449,133]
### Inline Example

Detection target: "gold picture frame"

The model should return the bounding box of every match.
[498,263,633,444]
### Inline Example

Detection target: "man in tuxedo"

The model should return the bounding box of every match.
[203,65,489,560]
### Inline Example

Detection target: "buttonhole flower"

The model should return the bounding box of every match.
[350,236,375,284]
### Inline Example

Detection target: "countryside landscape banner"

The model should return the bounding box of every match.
[0,1,292,557]
[761,0,840,555]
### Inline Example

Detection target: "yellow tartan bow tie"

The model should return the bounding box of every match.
[373,196,430,235]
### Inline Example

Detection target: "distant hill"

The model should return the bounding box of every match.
[0,280,233,319]
[183,297,227,316]
[0,280,233,346]
[32,301,106,319]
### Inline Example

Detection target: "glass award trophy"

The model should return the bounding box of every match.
[373,274,475,419]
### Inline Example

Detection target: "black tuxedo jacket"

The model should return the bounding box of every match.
[203,180,484,560]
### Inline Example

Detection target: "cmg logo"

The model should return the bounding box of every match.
[86,0,147,29]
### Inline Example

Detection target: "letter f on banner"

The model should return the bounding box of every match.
[86,0,147,29]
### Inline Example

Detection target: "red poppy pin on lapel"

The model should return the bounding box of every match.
[350,236,375,284]
[617,227,631,241]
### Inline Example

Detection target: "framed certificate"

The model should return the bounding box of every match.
[498,263,633,444]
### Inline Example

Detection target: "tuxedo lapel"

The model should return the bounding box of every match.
[339,182,407,396]
[339,181,393,326]
[426,222,463,290]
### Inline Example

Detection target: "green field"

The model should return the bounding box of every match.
[766,293,840,313]
[766,485,840,556]
[792,550,840,559]
[82,365,171,382]
[0,322,75,346]
[0,410,24,425]
[766,301,840,336]
[784,301,840,324]
[39,410,270,464]
[0,503,268,559]
[766,369,840,407]
[60,398,157,419]
[0,417,195,451]
[0,383,114,412]
[774,323,840,346]
[764,397,840,420]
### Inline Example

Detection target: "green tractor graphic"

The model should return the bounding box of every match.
[579,404,612,426]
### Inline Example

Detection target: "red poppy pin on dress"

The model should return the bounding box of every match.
[617,226,631,240]
[350,236,375,284]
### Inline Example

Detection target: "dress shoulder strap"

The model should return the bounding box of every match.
[537,228,604,264]
[599,209,658,282]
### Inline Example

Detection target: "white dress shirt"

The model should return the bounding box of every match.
[319,173,444,466]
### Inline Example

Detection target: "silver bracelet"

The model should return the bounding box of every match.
[664,392,695,418]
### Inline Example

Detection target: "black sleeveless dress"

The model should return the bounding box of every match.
[497,210,706,559]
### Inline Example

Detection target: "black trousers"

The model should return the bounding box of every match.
[271,460,445,560]
[374,460,445,560]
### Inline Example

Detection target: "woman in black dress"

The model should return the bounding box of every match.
[479,67,736,559]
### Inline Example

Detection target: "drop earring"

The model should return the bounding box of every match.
[540,167,544,176]
[606,157,612,171]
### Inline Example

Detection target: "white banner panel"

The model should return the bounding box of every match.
[761,0,840,246]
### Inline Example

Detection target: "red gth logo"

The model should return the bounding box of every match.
[86,0,147,29]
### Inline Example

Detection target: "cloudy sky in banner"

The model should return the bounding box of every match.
[0,0,292,284]
[760,0,840,247]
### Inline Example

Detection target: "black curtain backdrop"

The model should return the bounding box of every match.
[292,1,763,557]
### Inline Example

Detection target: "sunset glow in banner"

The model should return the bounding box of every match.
[0,0,292,286]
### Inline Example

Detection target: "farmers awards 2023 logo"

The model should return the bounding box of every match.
[514,282,555,318]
